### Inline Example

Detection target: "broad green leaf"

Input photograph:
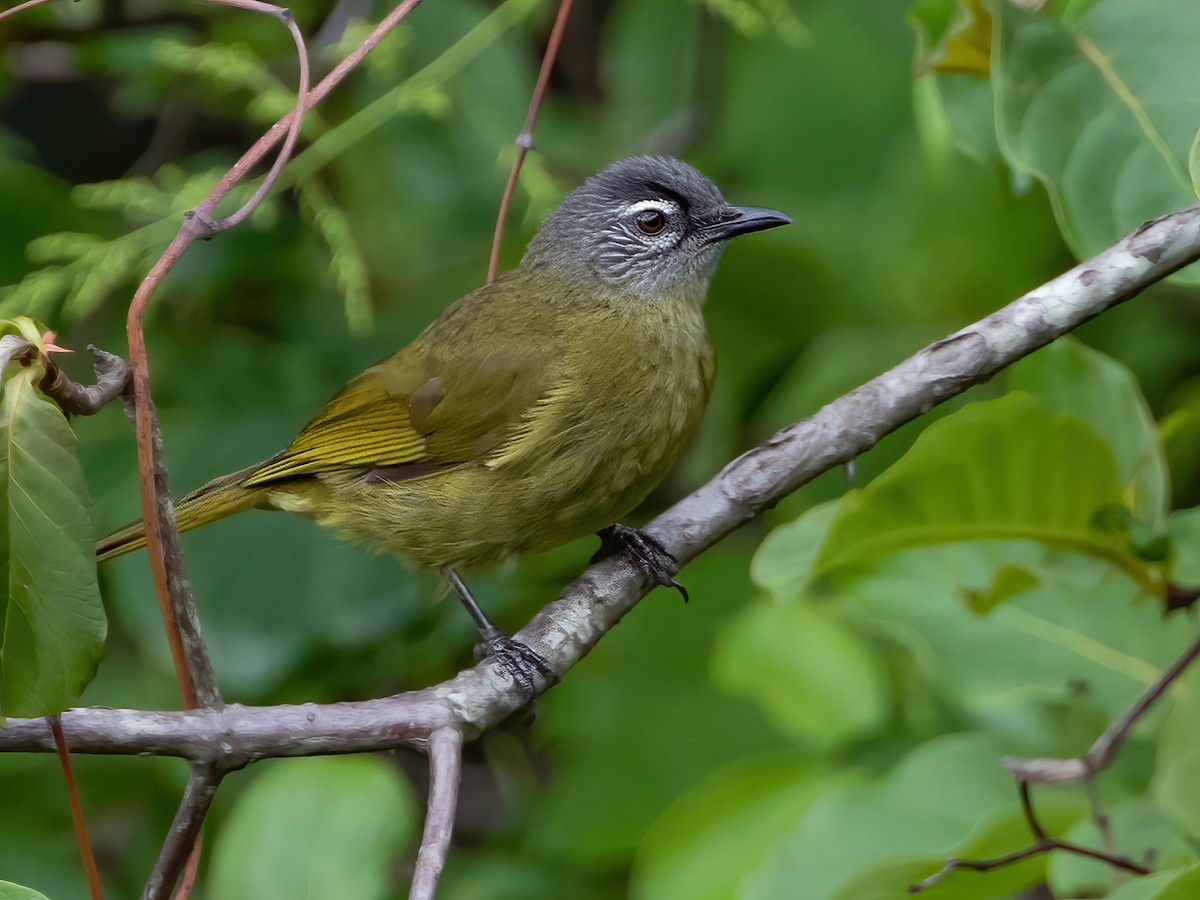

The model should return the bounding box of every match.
[1049,801,1196,897]
[910,0,992,76]
[992,0,1200,282]
[1009,338,1170,527]
[962,563,1039,615]
[742,733,1078,900]
[0,366,106,717]
[1154,867,1200,900]
[0,884,51,900]
[1191,126,1200,197]
[831,804,1079,900]
[846,545,1195,723]
[712,598,887,747]
[1102,870,1200,900]
[750,501,837,599]
[810,393,1147,590]
[208,756,417,900]
[1152,666,1200,834]
[1161,383,1200,505]
[1167,508,1200,587]
[631,756,830,900]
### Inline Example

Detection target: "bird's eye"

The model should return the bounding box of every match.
[635,209,667,235]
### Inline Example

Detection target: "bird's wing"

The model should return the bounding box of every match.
[244,284,560,486]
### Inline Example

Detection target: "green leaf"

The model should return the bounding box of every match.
[962,563,1039,615]
[1154,866,1200,900]
[712,598,887,747]
[992,0,1200,282]
[832,804,1079,900]
[1049,801,1197,897]
[1167,508,1200,587]
[846,545,1195,723]
[750,501,837,599]
[1190,126,1200,197]
[742,733,1081,900]
[1152,666,1200,834]
[1102,870,1200,900]
[208,756,418,900]
[810,393,1144,589]
[1009,338,1170,527]
[0,883,51,900]
[0,367,106,717]
[631,756,829,900]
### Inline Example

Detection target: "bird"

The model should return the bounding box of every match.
[98,155,791,686]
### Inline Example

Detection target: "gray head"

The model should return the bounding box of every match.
[522,156,790,298]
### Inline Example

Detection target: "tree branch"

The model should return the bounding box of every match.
[409,727,464,900]
[1,202,1197,761]
[38,346,130,417]
[143,765,223,900]
[1002,633,1200,785]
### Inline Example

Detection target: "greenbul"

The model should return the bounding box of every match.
[98,156,791,684]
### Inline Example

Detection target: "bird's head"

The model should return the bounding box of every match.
[522,156,790,300]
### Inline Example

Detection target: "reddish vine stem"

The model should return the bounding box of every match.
[0,0,52,24]
[49,716,103,900]
[172,842,202,900]
[486,0,573,283]
[124,0,310,709]
[123,0,423,708]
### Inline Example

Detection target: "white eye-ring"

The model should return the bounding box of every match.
[625,199,676,236]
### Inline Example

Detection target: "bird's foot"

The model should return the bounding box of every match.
[475,630,557,699]
[593,524,689,603]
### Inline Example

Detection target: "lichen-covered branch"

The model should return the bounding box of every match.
[409,727,464,900]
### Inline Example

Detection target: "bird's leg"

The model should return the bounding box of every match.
[444,568,555,697]
[592,524,689,603]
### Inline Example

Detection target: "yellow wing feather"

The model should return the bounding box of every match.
[244,275,564,487]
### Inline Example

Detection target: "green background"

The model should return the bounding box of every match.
[3,0,1200,897]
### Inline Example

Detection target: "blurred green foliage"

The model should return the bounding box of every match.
[3,0,1200,897]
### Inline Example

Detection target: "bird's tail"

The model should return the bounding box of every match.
[96,464,271,562]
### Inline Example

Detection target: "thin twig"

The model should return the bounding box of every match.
[196,0,310,233]
[38,346,130,417]
[1085,777,1117,857]
[1003,634,1200,785]
[0,0,52,24]
[143,765,223,900]
[486,0,573,283]
[49,716,103,900]
[909,781,1149,893]
[409,727,464,900]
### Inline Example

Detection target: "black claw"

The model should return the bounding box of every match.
[594,524,689,603]
[477,632,556,698]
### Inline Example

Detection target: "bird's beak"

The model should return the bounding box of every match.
[701,206,792,244]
